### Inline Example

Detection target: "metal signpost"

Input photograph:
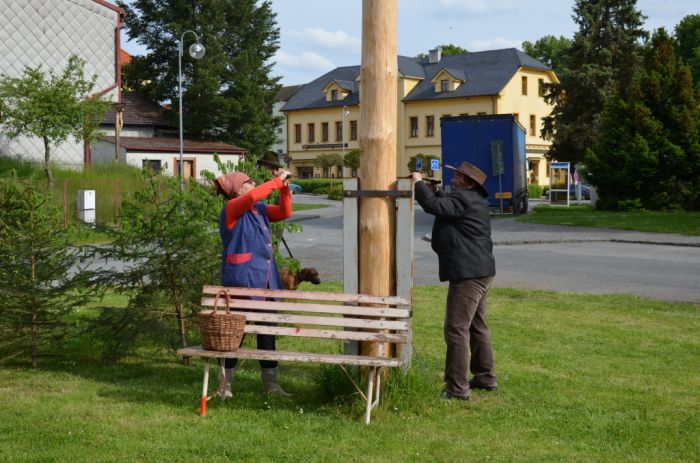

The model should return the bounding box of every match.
[549,161,570,206]
[491,140,504,213]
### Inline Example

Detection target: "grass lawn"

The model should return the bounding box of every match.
[520,204,700,236]
[292,203,329,212]
[0,285,698,462]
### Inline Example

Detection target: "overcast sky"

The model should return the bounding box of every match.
[120,0,699,86]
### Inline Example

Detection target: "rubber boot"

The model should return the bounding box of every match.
[217,366,235,399]
[261,367,292,396]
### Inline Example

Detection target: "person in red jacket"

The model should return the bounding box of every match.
[213,168,293,397]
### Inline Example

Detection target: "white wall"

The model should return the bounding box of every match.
[0,0,120,166]
[125,151,241,179]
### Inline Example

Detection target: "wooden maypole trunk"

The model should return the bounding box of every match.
[358,0,398,357]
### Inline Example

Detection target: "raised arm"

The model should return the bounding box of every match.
[224,177,285,229]
[266,184,292,222]
[414,181,468,218]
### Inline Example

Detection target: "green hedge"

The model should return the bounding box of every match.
[294,179,334,194]
[528,183,543,198]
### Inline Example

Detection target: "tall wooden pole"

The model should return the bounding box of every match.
[359,0,398,357]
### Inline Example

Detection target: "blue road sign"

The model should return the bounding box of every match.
[431,159,439,171]
[415,158,422,171]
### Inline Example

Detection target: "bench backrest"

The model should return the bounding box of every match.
[201,285,411,347]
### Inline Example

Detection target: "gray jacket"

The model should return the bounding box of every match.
[415,181,495,282]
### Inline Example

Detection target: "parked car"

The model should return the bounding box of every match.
[289,183,302,194]
[569,183,591,200]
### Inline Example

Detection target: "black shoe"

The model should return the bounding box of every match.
[440,390,470,401]
[469,379,497,391]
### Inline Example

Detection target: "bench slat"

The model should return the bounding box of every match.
[244,325,407,343]
[203,285,410,306]
[199,310,409,331]
[201,297,410,318]
[177,346,403,368]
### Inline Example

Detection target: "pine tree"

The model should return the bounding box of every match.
[542,0,647,166]
[0,182,87,367]
[586,28,700,210]
[118,0,281,156]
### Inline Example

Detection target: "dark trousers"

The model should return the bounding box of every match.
[222,334,277,369]
[444,276,496,397]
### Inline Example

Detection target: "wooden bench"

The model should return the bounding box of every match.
[177,285,412,424]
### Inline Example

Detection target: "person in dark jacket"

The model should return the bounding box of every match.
[213,169,293,397]
[411,161,497,400]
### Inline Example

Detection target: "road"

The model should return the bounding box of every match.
[286,194,700,303]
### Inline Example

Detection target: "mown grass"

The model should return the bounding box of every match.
[292,203,329,212]
[520,204,700,236]
[0,285,698,462]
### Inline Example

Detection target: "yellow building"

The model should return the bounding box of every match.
[282,48,559,185]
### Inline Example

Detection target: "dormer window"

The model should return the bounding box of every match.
[431,69,464,93]
[331,89,338,101]
[323,80,355,102]
[441,80,449,92]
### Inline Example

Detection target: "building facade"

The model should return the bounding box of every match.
[270,85,303,164]
[282,48,559,185]
[0,0,124,167]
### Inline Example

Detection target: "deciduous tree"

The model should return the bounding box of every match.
[674,14,700,86]
[0,56,111,182]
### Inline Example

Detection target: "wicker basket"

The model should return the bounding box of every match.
[199,289,245,351]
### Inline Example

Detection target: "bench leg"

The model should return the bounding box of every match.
[373,367,382,408]
[365,367,376,425]
[200,359,210,417]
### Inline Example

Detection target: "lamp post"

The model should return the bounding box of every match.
[178,30,205,189]
[342,105,350,177]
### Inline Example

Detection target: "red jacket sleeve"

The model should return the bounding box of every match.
[266,185,292,222]
[224,177,285,230]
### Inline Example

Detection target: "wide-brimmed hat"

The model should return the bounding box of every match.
[215,172,251,198]
[445,161,488,197]
[257,151,284,169]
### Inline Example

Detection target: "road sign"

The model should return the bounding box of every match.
[490,141,504,176]
[415,158,422,171]
[430,159,439,171]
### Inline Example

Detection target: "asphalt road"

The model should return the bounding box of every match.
[286,194,700,303]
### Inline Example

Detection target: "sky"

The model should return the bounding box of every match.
[120,0,699,86]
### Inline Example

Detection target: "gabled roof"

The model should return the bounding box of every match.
[282,48,552,111]
[432,68,466,83]
[102,92,172,127]
[101,136,246,155]
[275,85,304,103]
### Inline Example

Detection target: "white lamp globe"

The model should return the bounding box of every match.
[189,42,206,59]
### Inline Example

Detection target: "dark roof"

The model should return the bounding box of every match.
[282,48,552,110]
[275,85,304,103]
[103,92,172,127]
[333,79,356,91]
[100,136,246,155]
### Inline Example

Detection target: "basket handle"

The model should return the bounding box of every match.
[211,289,231,316]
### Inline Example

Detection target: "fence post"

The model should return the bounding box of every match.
[114,179,120,224]
[63,179,68,227]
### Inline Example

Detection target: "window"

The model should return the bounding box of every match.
[538,78,545,97]
[294,124,301,143]
[521,76,528,95]
[321,122,329,142]
[307,123,315,142]
[409,117,418,137]
[331,89,338,101]
[350,120,358,140]
[142,159,161,174]
[529,115,536,136]
[441,79,449,92]
[426,115,435,137]
[335,121,343,141]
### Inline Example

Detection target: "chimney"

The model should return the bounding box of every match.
[428,47,442,64]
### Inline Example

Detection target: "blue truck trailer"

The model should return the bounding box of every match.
[440,114,528,214]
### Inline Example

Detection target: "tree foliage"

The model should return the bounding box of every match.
[0,182,87,367]
[118,0,282,157]
[674,14,700,86]
[0,56,111,182]
[586,28,700,210]
[88,174,222,361]
[542,0,647,166]
[522,35,572,81]
[343,149,360,171]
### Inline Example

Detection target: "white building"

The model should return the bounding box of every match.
[270,85,303,163]
[0,0,124,167]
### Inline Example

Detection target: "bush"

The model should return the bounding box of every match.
[295,179,333,194]
[528,184,543,198]
[327,184,343,201]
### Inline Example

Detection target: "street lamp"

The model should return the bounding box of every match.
[341,105,350,177]
[178,30,205,189]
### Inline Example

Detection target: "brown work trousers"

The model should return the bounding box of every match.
[444,276,496,398]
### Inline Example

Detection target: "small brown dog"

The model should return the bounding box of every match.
[278,267,321,291]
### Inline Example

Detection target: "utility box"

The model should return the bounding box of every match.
[441,114,528,214]
[77,190,96,224]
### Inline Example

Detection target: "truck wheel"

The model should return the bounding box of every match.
[514,194,528,215]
